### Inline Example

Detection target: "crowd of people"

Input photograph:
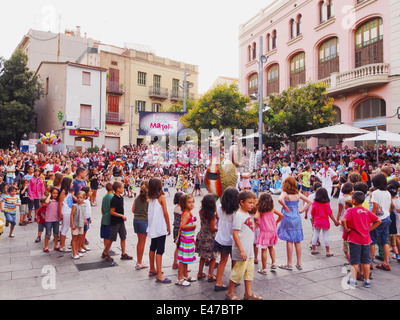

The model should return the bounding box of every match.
[1,141,400,299]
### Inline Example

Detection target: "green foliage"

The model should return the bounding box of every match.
[181,83,258,135]
[265,81,335,146]
[0,50,44,148]
[87,145,99,153]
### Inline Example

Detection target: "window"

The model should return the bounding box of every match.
[320,0,335,23]
[252,43,257,60]
[332,106,341,123]
[248,73,258,94]
[172,79,180,97]
[138,72,147,86]
[108,95,119,113]
[108,68,119,91]
[82,72,91,86]
[290,52,306,87]
[152,103,161,112]
[355,18,383,68]
[80,104,91,128]
[267,64,279,95]
[318,37,339,79]
[354,98,386,120]
[290,16,302,39]
[271,30,277,50]
[135,100,146,113]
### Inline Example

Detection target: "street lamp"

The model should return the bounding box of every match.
[180,67,194,112]
[257,36,268,162]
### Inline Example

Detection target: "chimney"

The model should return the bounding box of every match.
[76,26,81,38]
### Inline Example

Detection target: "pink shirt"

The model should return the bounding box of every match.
[343,207,379,245]
[45,200,59,222]
[311,202,333,230]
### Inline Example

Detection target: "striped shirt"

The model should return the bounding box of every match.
[2,195,21,214]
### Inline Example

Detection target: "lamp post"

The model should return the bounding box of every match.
[181,67,194,112]
[257,36,268,161]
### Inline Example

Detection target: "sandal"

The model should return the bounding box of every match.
[214,284,228,292]
[311,251,319,255]
[135,263,148,270]
[207,274,217,282]
[270,263,277,270]
[326,253,334,257]
[175,279,191,286]
[295,264,303,270]
[244,293,263,300]
[184,277,197,283]
[279,264,292,271]
[156,277,172,284]
[376,263,391,271]
[197,272,207,280]
[225,293,241,300]
[148,271,158,277]
[258,268,267,275]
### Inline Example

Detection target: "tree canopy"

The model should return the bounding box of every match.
[0,50,43,148]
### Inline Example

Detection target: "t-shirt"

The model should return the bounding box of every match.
[231,209,255,261]
[36,206,46,224]
[370,189,391,220]
[72,179,87,201]
[2,195,21,214]
[45,200,59,222]
[280,166,291,181]
[343,206,379,245]
[110,194,124,225]
[101,193,114,226]
[214,207,234,246]
[133,196,148,222]
[20,187,30,205]
[301,172,311,188]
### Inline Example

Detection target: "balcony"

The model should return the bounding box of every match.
[106,81,125,95]
[170,90,195,101]
[321,63,390,95]
[106,112,125,124]
[149,86,169,100]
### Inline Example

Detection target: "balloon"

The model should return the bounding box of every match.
[81,138,85,142]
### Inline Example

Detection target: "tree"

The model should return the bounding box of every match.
[181,83,258,136]
[264,81,336,158]
[0,50,44,148]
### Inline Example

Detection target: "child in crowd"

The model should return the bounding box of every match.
[255,192,283,274]
[341,191,382,288]
[387,180,400,260]
[172,192,184,269]
[212,187,240,292]
[100,183,114,262]
[80,186,92,253]
[1,185,21,237]
[43,187,60,252]
[195,194,218,282]
[277,177,312,271]
[71,167,87,203]
[341,198,354,263]
[110,182,133,261]
[176,194,197,286]
[310,187,340,256]
[147,178,171,284]
[35,196,47,243]
[28,167,45,223]
[226,190,262,300]
[19,179,29,226]
[70,191,88,259]
[59,177,73,253]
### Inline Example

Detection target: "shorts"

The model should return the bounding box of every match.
[100,225,111,240]
[84,218,90,232]
[28,199,40,211]
[149,235,166,255]
[110,222,127,242]
[389,234,397,247]
[302,186,311,192]
[163,187,169,192]
[195,184,200,190]
[133,220,148,235]
[349,242,371,265]
[230,258,254,283]
[6,177,14,185]
[370,216,391,246]
[20,204,29,216]
[342,240,349,253]
[71,227,84,236]
[5,212,17,226]
[38,223,45,232]
[212,240,232,255]
[45,221,60,239]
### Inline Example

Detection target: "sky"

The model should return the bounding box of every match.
[0,0,274,94]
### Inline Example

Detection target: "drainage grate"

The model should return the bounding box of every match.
[74,261,118,272]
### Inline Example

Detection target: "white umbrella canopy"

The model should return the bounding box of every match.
[344,130,400,142]
[294,124,369,140]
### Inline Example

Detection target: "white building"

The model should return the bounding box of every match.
[35,61,107,151]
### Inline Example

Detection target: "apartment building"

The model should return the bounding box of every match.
[34,61,107,151]
[239,0,400,148]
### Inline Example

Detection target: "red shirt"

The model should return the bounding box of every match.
[36,207,46,224]
[343,206,378,245]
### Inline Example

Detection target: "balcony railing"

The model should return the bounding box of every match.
[107,81,125,95]
[149,86,169,99]
[321,63,390,94]
[106,112,125,124]
[170,90,195,101]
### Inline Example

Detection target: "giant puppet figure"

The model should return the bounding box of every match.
[204,131,244,197]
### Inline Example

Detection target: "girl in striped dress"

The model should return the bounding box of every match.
[176,194,197,286]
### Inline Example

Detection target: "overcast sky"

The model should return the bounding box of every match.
[0,0,273,93]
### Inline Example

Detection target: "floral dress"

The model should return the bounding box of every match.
[195,214,216,260]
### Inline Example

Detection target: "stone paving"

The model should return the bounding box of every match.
[1,187,400,301]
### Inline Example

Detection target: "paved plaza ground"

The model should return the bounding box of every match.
[1,186,400,301]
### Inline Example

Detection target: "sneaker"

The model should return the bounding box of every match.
[72,255,80,260]
[363,281,371,288]
[78,249,86,253]
[347,279,358,287]
[35,237,41,243]
[121,253,133,260]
